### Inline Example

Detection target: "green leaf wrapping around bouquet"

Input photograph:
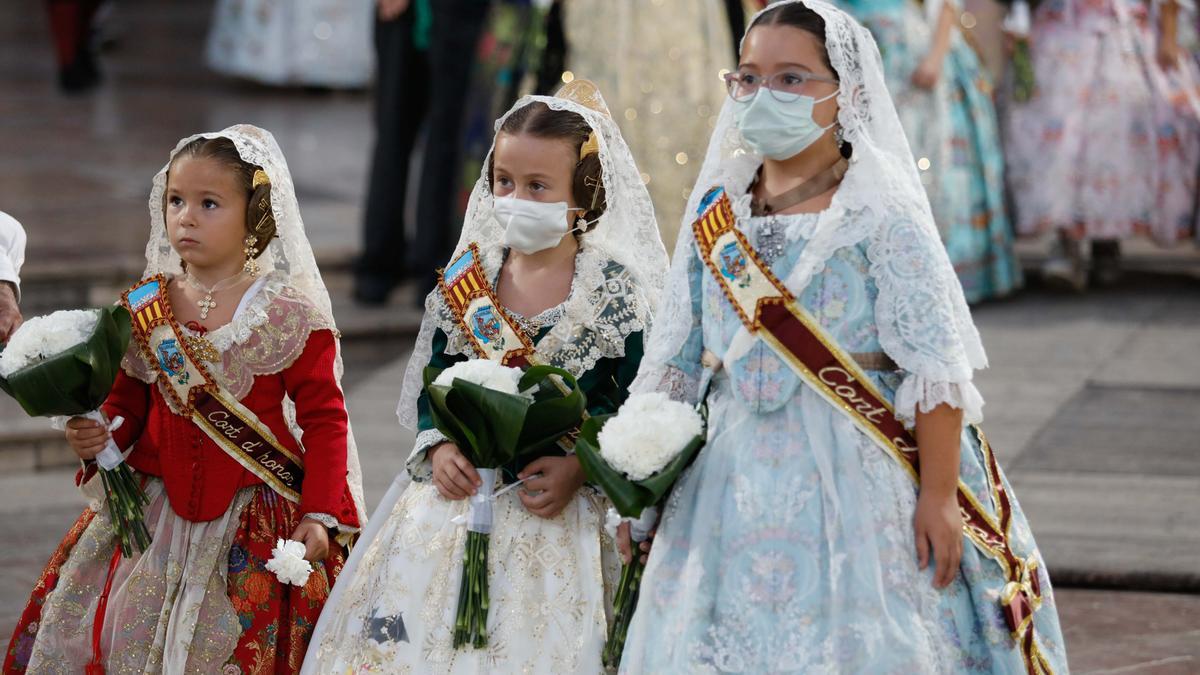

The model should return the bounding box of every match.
[423,378,490,463]
[84,306,133,406]
[423,365,536,468]
[575,414,705,519]
[424,366,498,466]
[422,364,587,468]
[0,306,132,417]
[450,380,535,466]
[515,365,585,453]
[637,433,705,498]
[574,415,643,515]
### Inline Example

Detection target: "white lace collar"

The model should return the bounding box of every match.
[174,272,289,351]
[438,241,626,366]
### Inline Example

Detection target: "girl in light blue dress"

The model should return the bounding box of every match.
[836,0,1022,303]
[618,2,1067,672]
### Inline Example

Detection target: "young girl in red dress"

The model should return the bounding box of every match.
[4,124,367,674]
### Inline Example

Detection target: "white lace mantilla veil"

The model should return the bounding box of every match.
[632,0,988,424]
[142,123,368,530]
[395,80,669,429]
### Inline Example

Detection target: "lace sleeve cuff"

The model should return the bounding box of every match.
[661,365,701,405]
[303,512,341,530]
[302,512,361,548]
[407,429,450,483]
[893,374,984,429]
[632,364,700,404]
[77,460,107,509]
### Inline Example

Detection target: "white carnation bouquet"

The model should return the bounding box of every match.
[0,306,151,555]
[0,310,99,378]
[422,358,586,649]
[596,392,704,480]
[433,358,527,396]
[575,389,710,667]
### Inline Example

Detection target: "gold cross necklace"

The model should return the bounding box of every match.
[185,269,249,320]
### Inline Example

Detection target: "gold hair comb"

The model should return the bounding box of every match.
[579,131,600,160]
[252,169,270,189]
[555,78,612,117]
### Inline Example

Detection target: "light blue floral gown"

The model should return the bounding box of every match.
[619,209,1068,673]
[837,0,1022,303]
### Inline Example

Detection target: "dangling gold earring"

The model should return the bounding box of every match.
[243,234,260,277]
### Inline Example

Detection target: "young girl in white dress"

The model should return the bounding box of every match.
[303,80,668,673]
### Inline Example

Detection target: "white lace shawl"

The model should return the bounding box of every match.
[396,85,668,430]
[121,272,332,404]
[633,0,987,425]
[136,124,368,529]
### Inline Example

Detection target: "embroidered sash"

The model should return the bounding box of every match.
[692,188,1053,675]
[440,243,538,368]
[439,244,581,450]
[122,275,304,503]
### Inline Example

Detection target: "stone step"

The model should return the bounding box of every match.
[0,398,76,472]
[14,248,423,336]
[16,247,356,315]
[1013,236,1200,278]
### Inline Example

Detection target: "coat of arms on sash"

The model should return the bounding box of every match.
[470,305,506,352]
[718,241,751,288]
[155,338,190,385]
[439,243,535,366]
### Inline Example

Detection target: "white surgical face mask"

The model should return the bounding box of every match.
[494,195,582,255]
[733,88,839,160]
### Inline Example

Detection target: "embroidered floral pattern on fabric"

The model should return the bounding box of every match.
[225,489,343,673]
[22,480,247,673]
[307,483,619,673]
[434,251,643,380]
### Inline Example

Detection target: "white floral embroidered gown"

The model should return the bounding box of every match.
[303,252,649,674]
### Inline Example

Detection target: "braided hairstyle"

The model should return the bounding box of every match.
[167,136,278,256]
[489,102,607,230]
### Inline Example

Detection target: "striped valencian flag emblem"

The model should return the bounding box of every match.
[437,242,536,364]
[442,244,489,315]
[693,187,736,254]
[125,278,168,331]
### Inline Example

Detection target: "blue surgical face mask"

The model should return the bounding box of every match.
[733,88,839,160]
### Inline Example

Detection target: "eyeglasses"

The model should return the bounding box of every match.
[724,70,839,103]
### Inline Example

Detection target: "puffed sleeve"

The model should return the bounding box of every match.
[869,214,988,428]
[638,235,707,404]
